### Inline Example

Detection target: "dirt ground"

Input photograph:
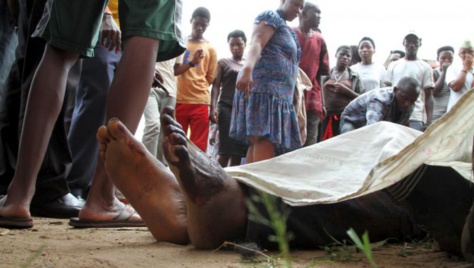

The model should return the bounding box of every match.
[0,217,471,268]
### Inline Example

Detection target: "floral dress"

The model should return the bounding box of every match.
[230,10,301,155]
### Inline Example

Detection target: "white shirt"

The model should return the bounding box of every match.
[385,59,434,122]
[446,64,473,111]
[351,63,386,91]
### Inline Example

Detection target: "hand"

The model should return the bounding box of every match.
[209,108,218,124]
[100,14,121,53]
[154,71,163,84]
[236,68,253,98]
[191,48,205,66]
[440,62,451,72]
[332,82,345,93]
[463,54,474,70]
[209,137,216,146]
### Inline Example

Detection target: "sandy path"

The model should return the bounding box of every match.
[0,218,470,267]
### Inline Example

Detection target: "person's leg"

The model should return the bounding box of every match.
[229,156,242,166]
[248,137,274,163]
[409,120,424,132]
[67,46,121,198]
[79,36,159,222]
[155,93,176,164]
[303,111,319,146]
[0,44,79,219]
[142,88,161,157]
[98,117,189,244]
[188,104,209,152]
[161,107,247,249]
[217,155,230,167]
[175,103,190,136]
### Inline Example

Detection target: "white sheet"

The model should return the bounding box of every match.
[226,89,474,206]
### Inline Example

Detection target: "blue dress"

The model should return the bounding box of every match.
[230,10,301,155]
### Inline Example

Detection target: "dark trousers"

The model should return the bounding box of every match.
[67,46,121,198]
[0,0,81,203]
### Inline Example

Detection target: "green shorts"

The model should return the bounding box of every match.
[119,0,185,61]
[33,0,185,61]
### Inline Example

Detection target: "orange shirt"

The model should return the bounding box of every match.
[176,41,217,105]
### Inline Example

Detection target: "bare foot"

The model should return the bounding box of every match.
[98,118,189,244]
[160,107,247,249]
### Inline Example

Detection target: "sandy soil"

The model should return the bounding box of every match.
[0,217,470,268]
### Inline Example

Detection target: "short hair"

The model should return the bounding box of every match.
[397,77,420,95]
[436,46,454,58]
[336,45,352,55]
[303,2,320,13]
[192,7,211,21]
[227,30,247,43]
[358,37,376,50]
[390,50,406,58]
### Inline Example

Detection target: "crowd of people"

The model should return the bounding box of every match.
[0,0,473,261]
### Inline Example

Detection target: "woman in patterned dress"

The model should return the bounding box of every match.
[230,0,304,164]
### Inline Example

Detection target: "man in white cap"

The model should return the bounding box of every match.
[384,32,434,131]
[445,40,474,111]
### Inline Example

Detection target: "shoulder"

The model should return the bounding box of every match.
[255,10,283,27]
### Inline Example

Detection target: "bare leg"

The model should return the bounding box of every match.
[161,107,248,249]
[0,45,78,220]
[247,137,274,164]
[229,156,242,166]
[78,36,158,222]
[98,118,189,244]
[217,155,230,167]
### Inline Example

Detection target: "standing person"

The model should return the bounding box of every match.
[209,30,248,167]
[0,0,185,228]
[432,46,454,121]
[320,45,364,140]
[175,7,217,153]
[292,2,330,146]
[446,40,473,111]
[0,0,84,220]
[351,37,386,91]
[0,0,18,96]
[67,2,122,199]
[142,56,186,164]
[385,32,435,131]
[383,50,405,69]
[231,0,304,163]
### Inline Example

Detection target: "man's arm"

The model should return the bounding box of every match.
[174,48,204,76]
[209,61,223,124]
[100,7,121,53]
[424,87,434,128]
[365,99,384,125]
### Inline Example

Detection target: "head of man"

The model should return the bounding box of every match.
[335,45,352,68]
[458,40,474,63]
[389,50,405,63]
[403,33,422,60]
[393,77,420,112]
[190,7,211,40]
[436,46,454,70]
[299,2,321,30]
[358,37,376,64]
[227,30,247,59]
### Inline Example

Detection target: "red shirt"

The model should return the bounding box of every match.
[293,28,330,119]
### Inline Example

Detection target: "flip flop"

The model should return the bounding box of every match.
[0,215,33,229]
[0,195,34,229]
[68,207,146,228]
